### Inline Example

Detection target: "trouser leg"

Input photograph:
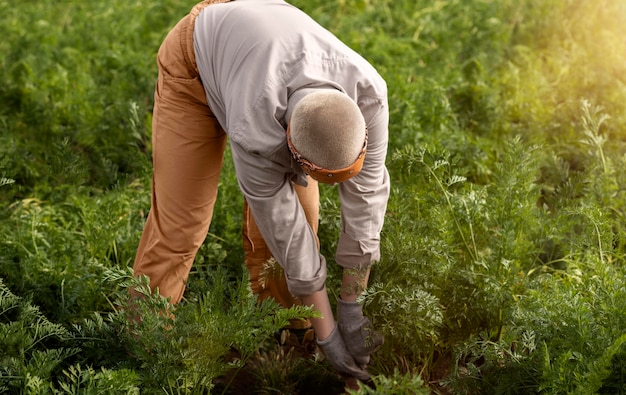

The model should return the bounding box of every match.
[242,178,319,329]
[133,8,226,304]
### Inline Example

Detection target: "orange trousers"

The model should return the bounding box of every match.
[132,0,319,329]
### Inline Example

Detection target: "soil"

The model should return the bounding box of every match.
[212,343,352,394]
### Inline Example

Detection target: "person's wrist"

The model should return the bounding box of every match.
[337,297,364,323]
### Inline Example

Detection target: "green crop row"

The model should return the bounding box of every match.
[1,0,625,393]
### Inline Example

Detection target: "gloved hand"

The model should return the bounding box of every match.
[337,298,384,367]
[317,325,371,382]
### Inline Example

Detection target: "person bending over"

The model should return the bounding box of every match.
[132,0,390,383]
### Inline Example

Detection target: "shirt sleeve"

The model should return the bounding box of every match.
[336,95,391,269]
[230,141,327,297]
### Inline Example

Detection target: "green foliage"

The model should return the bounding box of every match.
[0,278,78,393]
[348,369,429,395]
[56,365,140,395]
[446,258,626,394]
[382,136,542,334]
[112,271,317,393]
[362,282,443,377]
[0,0,187,200]
[0,184,149,324]
[1,267,317,394]
[2,0,626,393]
[499,0,626,146]
[180,270,318,391]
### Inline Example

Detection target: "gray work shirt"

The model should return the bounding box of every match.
[194,0,390,296]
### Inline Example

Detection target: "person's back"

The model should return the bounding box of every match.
[193,0,386,157]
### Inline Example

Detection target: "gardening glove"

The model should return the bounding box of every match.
[317,325,371,382]
[337,298,384,367]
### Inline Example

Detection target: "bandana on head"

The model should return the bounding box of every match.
[286,124,368,184]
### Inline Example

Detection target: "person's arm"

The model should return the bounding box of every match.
[231,141,370,379]
[337,95,390,295]
[230,141,325,298]
[231,141,332,336]
[336,94,390,366]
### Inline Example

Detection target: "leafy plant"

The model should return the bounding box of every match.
[348,369,429,395]
[2,0,626,393]
[0,279,78,393]
[56,365,139,395]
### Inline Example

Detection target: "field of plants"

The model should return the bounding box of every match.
[1,0,626,393]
